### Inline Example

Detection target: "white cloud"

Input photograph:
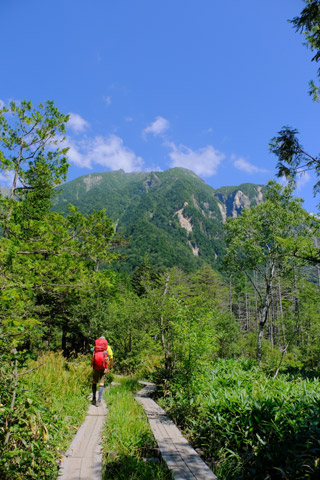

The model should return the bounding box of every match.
[67,113,89,133]
[278,172,312,198]
[88,135,143,171]
[0,170,15,187]
[0,99,4,108]
[296,171,311,189]
[143,116,169,138]
[233,156,268,174]
[103,96,112,106]
[65,138,91,168]
[66,134,144,172]
[168,142,225,177]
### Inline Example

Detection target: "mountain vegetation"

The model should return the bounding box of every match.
[53,168,265,272]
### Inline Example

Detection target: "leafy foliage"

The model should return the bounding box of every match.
[0,101,118,352]
[0,350,90,480]
[1,96,320,480]
[224,181,317,361]
[270,1,320,197]
[269,127,320,197]
[291,0,320,101]
[160,358,320,480]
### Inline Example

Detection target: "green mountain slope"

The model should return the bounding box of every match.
[53,168,265,272]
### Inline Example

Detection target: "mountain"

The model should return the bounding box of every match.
[53,168,265,272]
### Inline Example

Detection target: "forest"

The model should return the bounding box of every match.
[1,2,320,479]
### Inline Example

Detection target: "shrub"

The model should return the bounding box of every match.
[160,358,320,479]
[0,350,90,480]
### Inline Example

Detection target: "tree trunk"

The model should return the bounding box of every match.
[254,271,258,329]
[278,277,286,345]
[229,278,233,314]
[61,328,67,353]
[160,275,172,372]
[257,263,275,363]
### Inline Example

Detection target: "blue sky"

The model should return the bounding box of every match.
[1,0,319,211]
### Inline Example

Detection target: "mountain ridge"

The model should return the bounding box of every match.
[52,168,265,272]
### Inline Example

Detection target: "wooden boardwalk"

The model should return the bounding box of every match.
[58,381,218,480]
[135,382,218,480]
[58,399,107,480]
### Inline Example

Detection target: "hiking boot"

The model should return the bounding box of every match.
[92,398,96,406]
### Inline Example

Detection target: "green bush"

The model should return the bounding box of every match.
[0,351,90,480]
[160,358,320,479]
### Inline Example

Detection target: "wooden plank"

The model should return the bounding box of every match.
[75,416,98,457]
[58,398,107,480]
[135,383,218,480]
[58,457,81,480]
[162,453,197,480]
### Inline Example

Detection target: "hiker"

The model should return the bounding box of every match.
[91,336,113,406]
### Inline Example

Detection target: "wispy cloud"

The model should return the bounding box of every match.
[103,96,112,107]
[67,113,89,133]
[168,142,225,177]
[65,138,91,168]
[0,99,4,108]
[278,171,311,194]
[0,171,14,187]
[143,116,169,138]
[233,156,269,174]
[296,171,311,189]
[66,134,144,172]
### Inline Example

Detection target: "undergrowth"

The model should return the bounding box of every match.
[0,350,91,480]
[102,377,172,480]
[159,358,320,480]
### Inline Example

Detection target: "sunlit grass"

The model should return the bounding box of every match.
[102,376,172,480]
[22,352,91,462]
[160,358,320,480]
[1,351,92,480]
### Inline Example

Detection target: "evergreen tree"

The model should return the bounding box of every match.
[0,101,117,350]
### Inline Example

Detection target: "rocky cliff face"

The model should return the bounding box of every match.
[215,185,264,220]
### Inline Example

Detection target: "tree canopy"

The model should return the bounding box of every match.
[270,1,320,199]
[0,101,117,351]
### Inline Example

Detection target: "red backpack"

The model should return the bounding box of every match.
[92,338,109,370]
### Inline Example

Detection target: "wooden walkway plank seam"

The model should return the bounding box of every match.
[135,383,218,480]
[58,399,107,480]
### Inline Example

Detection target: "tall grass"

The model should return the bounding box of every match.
[102,377,172,480]
[0,352,91,480]
[159,359,320,480]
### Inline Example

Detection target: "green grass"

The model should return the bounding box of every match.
[0,352,91,480]
[102,377,172,480]
[25,352,91,451]
[159,358,320,480]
